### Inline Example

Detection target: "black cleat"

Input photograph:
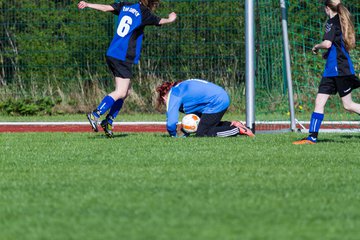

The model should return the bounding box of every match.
[100,119,113,138]
[87,112,99,132]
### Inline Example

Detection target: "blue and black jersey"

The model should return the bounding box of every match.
[106,2,161,64]
[166,79,230,136]
[323,14,355,77]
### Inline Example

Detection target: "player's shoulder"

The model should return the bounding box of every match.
[139,3,153,15]
[116,2,140,9]
[112,2,132,10]
[169,83,185,97]
[325,21,334,34]
[123,2,137,6]
[327,15,340,27]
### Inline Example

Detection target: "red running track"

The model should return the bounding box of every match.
[0,124,167,133]
[0,123,358,133]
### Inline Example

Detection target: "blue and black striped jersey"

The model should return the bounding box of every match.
[106,2,161,64]
[166,79,230,136]
[322,14,355,77]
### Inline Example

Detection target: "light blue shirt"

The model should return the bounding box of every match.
[166,79,230,136]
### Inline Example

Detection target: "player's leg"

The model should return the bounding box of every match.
[338,75,360,114]
[216,121,232,127]
[196,110,232,137]
[293,76,337,145]
[87,57,132,133]
[87,77,130,132]
[293,93,329,145]
[308,93,329,140]
[108,77,131,100]
[100,79,131,138]
[341,93,360,114]
[195,110,250,137]
[229,121,255,137]
[195,110,224,137]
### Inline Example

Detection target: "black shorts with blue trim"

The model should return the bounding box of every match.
[318,75,360,97]
[105,56,133,79]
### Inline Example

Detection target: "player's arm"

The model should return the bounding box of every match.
[159,12,177,25]
[312,40,332,54]
[77,1,114,12]
[166,94,182,137]
[313,21,335,55]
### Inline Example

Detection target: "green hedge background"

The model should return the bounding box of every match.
[0,0,359,118]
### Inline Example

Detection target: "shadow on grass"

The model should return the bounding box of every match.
[317,139,338,143]
[88,133,129,139]
[112,133,129,138]
[318,134,360,143]
[340,135,360,140]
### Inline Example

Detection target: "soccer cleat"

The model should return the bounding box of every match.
[292,138,316,145]
[100,119,113,138]
[87,112,99,132]
[231,121,255,137]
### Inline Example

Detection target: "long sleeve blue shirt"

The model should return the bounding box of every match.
[166,79,230,136]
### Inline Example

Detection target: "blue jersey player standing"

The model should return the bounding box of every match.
[156,79,254,137]
[78,1,177,137]
[293,0,360,145]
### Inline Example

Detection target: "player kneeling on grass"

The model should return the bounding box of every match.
[156,79,254,138]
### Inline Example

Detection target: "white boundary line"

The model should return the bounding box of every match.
[299,129,360,133]
[256,121,360,125]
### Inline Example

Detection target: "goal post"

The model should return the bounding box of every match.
[245,0,297,133]
[245,0,255,133]
[280,0,296,132]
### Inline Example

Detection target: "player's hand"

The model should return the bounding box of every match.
[172,133,187,138]
[168,12,177,22]
[312,46,318,55]
[78,1,88,9]
[175,123,189,137]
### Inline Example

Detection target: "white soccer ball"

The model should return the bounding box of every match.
[181,114,200,133]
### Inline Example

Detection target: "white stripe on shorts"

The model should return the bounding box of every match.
[216,128,240,137]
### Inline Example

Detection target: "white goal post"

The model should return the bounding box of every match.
[245,0,296,133]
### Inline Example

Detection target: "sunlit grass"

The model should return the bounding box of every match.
[1,132,360,239]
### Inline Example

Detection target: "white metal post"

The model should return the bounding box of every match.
[280,0,296,131]
[245,0,255,132]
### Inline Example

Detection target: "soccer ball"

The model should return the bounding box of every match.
[181,114,200,133]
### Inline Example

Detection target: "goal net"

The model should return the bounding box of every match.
[253,0,360,133]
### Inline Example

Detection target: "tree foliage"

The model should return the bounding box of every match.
[0,0,359,115]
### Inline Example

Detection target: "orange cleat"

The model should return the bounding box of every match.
[292,138,316,145]
[231,121,255,137]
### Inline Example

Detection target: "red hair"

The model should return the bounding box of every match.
[155,81,182,111]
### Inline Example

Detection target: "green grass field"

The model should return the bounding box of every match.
[1,132,360,239]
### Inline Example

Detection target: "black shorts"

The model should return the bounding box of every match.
[105,56,133,78]
[318,75,360,97]
[195,109,234,137]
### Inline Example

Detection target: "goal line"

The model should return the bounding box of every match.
[256,119,360,133]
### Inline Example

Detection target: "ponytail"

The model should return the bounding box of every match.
[140,0,160,11]
[325,0,356,51]
[337,3,356,51]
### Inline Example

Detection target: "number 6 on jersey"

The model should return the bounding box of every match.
[117,16,132,37]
